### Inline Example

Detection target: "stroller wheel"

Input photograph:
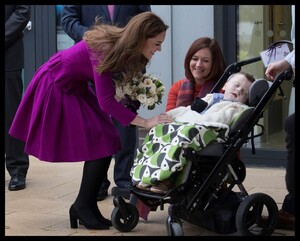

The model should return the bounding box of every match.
[170,222,184,236]
[111,203,139,232]
[166,216,184,236]
[235,193,278,236]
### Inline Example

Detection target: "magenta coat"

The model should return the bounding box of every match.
[9,40,137,162]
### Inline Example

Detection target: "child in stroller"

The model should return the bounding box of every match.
[132,71,255,194]
[111,56,294,236]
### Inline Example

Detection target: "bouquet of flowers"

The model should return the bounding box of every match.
[114,73,165,110]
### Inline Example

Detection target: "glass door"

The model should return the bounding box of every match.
[237,5,293,150]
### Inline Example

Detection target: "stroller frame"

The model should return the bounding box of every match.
[111,44,294,236]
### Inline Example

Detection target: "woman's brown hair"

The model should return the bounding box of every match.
[83,12,168,77]
[184,37,226,83]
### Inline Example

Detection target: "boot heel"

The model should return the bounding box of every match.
[69,204,109,230]
[70,216,78,229]
[69,206,78,228]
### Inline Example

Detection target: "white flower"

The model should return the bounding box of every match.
[114,73,165,110]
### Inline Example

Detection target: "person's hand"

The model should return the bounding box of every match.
[265,59,291,80]
[131,113,173,129]
[144,113,173,129]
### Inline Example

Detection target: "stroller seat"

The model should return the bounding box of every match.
[127,79,273,205]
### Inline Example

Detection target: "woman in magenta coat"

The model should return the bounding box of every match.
[9,12,172,230]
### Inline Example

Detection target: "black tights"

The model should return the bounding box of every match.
[73,156,111,222]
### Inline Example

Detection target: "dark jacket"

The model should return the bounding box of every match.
[5,5,31,71]
[61,5,151,43]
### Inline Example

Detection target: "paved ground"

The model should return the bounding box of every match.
[5,156,295,236]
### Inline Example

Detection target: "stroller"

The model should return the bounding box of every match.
[111,42,294,236]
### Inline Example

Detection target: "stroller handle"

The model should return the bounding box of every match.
[211,40,293,94]
[275,68,293,82]
[267,40,293,49]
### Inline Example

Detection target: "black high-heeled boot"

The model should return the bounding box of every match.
[94,205,112,226]
[79,205,112,227]
[71,157,112,229]
[69,205,109,230]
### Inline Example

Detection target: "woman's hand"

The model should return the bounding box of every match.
[145,113,173,129]
[131,113,173,129]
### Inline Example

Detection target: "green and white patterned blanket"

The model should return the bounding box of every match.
[131,122,230,186]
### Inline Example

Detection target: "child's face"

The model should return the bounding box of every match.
[222,74,252,103]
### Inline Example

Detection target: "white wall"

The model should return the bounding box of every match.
[139,5,172,118]
[139,5,214,118]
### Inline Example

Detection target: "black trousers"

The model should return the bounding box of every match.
[5,70,29,177]
[282,113,295,215]
[112,119,138,188]
[101,118,138,189]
